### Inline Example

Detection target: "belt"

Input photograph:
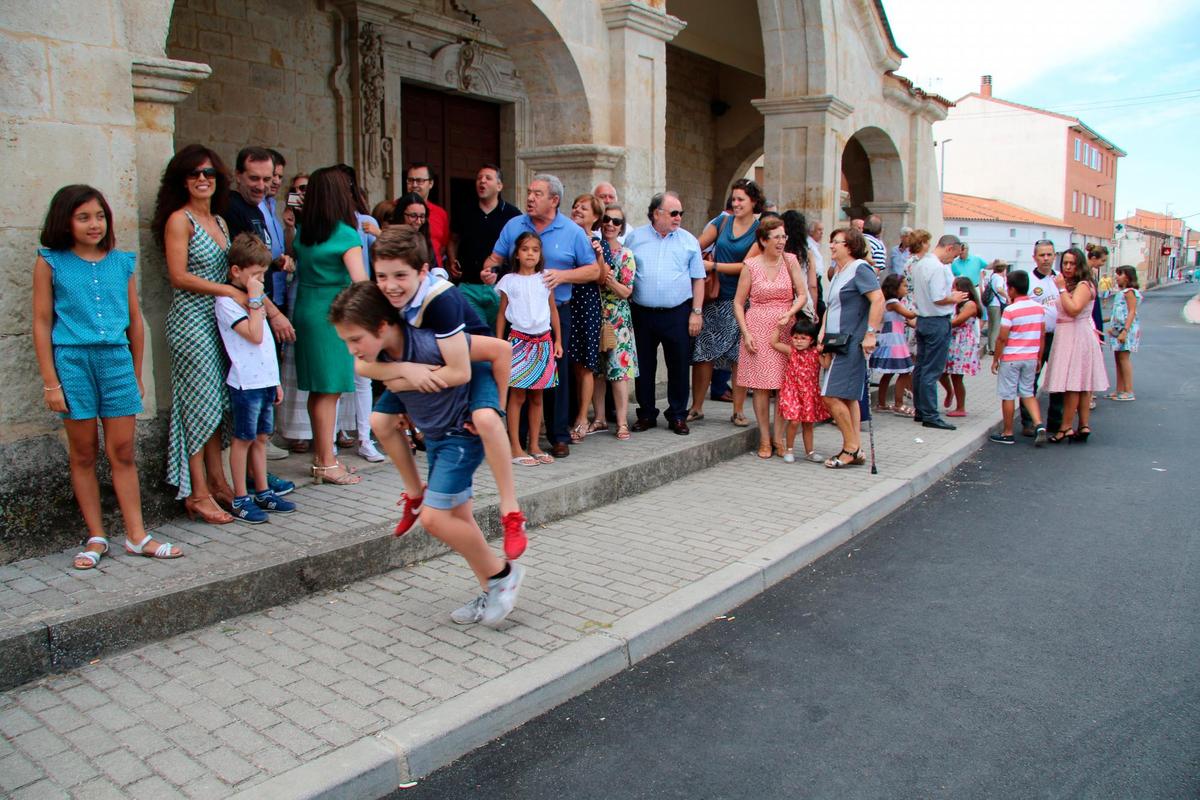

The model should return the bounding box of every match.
[510,329,553,343]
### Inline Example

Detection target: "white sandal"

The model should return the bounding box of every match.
[124,536,182,560]
[73,536,109,570]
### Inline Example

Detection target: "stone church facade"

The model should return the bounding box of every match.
[0,0,948,558]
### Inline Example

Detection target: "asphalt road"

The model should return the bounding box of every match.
[395,283,1199,800]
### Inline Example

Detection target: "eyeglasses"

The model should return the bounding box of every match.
[767,233,788,241]
[831,239,847,246]
[187,167,218,180]
[666,209,684,218]
[406,177,432,185]
[294,185,307,193]
[601,215,624,226]
[403,212,427,221]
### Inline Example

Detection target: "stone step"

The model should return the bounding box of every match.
[0,399,756,691]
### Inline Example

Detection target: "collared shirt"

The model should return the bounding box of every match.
[951,254,988,287]
[454,197,520,284]
[492,211,596,303]
[998,296,1044,361]
[258,197,285,260]
[1012,266,1061,332]
[911,253,955,317]
[40,248,135,346]
[215,296,280,389]
[225,191,271,248]
[806,236,825,282]
[625,223,705,308]
[402,273,489,336]
[887,245,909,276]
[864,233,886,271]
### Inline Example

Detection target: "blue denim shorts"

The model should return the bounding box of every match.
[424,431,484,510]
[229,386,277,440]
[53,344,143,420]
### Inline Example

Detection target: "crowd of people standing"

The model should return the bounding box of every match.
[31,144,1146,623]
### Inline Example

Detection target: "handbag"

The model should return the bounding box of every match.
[599,321,617,352]
[702,214,732,303]
[821,332,852,355]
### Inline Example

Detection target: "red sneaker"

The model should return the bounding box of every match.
[393,488,425,537]
[501,511,528,560]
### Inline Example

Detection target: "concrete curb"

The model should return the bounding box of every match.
[1,418,758,691]
[249,416,998,798]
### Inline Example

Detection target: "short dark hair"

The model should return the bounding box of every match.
[236,146,274,173]
[1007,269,1030,296]
[40,185,116,252]
[372,224,430,270]
[864,214,883,236]
[267,149,286,168]
[479,163,503,182]
[791,316,820,339]
[880,272,903,301]
[406,162,433,178]
[755,216,785,244]
[1115,265,1139,288]
[646,191,680,223]
[228,232,272,269]
[831,226,869,259]
[329,281,400,331]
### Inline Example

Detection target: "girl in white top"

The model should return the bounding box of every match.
[495,232,563,466]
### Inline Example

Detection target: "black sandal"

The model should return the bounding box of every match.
[1070,426,1091,443]
[824,449,857,469]
[1048,429,1075,444]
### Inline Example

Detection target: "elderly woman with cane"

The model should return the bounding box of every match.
[818,227,883,469]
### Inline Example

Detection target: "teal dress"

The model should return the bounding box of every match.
[292,222,361,393]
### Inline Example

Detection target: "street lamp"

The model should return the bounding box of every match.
[937,138,952,195]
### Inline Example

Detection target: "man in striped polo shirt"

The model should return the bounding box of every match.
[989,270,1047,445]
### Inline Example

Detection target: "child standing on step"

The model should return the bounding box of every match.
[363,226,528,560]
[495,232,562,467]
[870,273,916,416]
[214,234,297,523]
[32,185,182,568]
[773,317,830,463]
[332,282,525,626]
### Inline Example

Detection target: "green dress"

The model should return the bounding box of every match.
[292,222,361,393]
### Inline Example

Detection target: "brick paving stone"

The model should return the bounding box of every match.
[196,746,258,786]
[40,746,99,788]
[147,747,208,786]
[71,776,128,800]
[180,774,231,800]
[0,706,42,737]
[0,751,44,792]
[35,702,90,735]
[14,725,72,761]
[62,724,121,760]
[246,745,300,775]
[11,778,67,798]
[261,721,322,758]
[97,746,153,787]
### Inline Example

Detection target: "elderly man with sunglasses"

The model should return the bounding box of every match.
[625,191,706,435]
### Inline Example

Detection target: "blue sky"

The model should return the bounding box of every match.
[886,0,1200,225]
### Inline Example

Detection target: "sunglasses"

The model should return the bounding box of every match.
[665,209,684,218]
[187,167,218,180]
[601,215,624,226]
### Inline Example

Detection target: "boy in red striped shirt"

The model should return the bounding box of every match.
[989,270,1046,446]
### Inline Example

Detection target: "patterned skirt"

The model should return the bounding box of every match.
[165,295,229,499]
[510,330,559,389]
[568,284,602,373]
[692,300,740,368]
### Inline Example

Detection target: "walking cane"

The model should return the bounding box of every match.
[866,363,878,475]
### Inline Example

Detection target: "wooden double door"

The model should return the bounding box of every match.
[401,84,502,224]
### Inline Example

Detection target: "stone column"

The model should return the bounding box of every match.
[516,145,625,206]
[753,94,854,240]
[600,0,685,216]
[130,57,212,415]
[868,201,916,242]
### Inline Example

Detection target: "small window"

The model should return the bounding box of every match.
[959,226,969,237]
[1072,191,1078,212]
[1074,139,1082,161]
[1010,228,1017,238]
[1091,150,1100,170]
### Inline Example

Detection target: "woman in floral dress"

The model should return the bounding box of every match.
[590,203,639,440]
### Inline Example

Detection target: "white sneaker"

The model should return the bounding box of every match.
[481,563,525,627]
[358,440,385,462]
[451,593,487,625]
[265,440,289,461]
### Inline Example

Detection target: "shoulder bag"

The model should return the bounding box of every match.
[702,214,731,303]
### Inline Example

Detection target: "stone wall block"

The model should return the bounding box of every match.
[194,10,225,33]
[0,227,38,337]
[215,0,248,21]
[2,0,116,46]
[248,63,285,94]
[0,336,46,428]
[210,53,251,86]
[0,119,119,229]
[47,43,135,126]
[0,34,51,118]
[197,29,233,53]
[188,0,217,13]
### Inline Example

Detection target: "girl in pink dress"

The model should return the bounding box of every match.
[1044,247,1108,442]
[774,317,831,463]
[733,218,809,459]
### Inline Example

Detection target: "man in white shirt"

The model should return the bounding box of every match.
[911,234,967,429]
[807,219,825,316]
[1012,239,1063,435]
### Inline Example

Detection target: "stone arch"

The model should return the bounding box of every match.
[757,0,829,96]
[712,129,764,218]
[841,125,903,216]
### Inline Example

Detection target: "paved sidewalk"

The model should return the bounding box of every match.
[0,371,1000,799]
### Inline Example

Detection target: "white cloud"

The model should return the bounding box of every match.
[885,0,1192,99]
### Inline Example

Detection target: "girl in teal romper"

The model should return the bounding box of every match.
[32,185,182,570]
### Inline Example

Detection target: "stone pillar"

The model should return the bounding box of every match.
[868,201,916,242]
[601,1,686,217]
[131,57,212,415]
[753,94,854,240]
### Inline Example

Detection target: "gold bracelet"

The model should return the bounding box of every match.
[43,383,62,392]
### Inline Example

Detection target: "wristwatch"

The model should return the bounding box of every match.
[691,306,703,315]
[866,326,878,334]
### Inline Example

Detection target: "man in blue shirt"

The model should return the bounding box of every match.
[951,242,988,287]
[484,174,598,457]
[626,191,706,435]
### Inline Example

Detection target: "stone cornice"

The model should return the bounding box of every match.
[601,1,686,41]
[131,57,212,105]
[519,144,625,171]
[751,95,854,120]
[882,85,948,123]
[868,201,916,214]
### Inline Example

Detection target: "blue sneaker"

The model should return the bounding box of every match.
[265,473,295,496]
[231,495,269,524]
[254,490,296,514]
